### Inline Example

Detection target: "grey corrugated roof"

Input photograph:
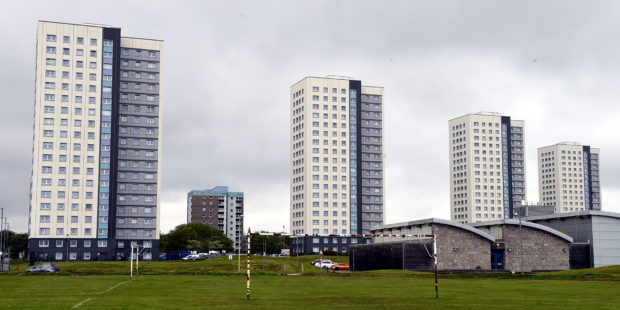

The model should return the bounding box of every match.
[372,218,496,242]
[471,219,573,243]
[524,210,620,222]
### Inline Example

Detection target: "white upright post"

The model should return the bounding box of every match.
[130,245,134,280]
[136,246,140,278]
[433,235,438,298]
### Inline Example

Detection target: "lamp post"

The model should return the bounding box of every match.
[238,215,243,273]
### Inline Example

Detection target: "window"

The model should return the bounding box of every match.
[45,82,55,90]
[63,36,70,43]
[77,37,84,44]
[46,34,56,42]
[90,38,97,46]
[39,228,50,235]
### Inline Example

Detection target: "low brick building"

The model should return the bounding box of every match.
[353,218,572,272]
[355,218,495,271]
[473,220,572,272]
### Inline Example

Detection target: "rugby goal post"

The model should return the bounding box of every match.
[129,244,143,280]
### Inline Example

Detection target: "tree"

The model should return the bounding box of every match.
[160,223,233,253]
[10,233,28,259]
[1,230,27,259]
[250,233,289,255]
[207,240,223,251]
[186,240,201,251]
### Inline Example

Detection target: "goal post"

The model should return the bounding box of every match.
[129,244,143,280]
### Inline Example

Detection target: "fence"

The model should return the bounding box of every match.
[0,257,10,272]
[350,240,434,271]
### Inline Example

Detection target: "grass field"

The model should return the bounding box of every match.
[1,256,619,309]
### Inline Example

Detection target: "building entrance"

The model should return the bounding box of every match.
[491,250,504,270]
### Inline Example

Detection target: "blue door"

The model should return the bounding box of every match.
[491,250,504,270]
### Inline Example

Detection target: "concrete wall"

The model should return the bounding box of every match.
[502,225,569,272]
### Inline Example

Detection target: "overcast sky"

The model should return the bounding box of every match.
[1,1,619,234]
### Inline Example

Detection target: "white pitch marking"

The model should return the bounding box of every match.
[72,297,93,308]
[96,279,132,294]
[73,279,133,307]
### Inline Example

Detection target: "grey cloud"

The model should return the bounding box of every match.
[1,1,620,234]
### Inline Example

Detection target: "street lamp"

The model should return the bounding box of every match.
[238,215,243,273]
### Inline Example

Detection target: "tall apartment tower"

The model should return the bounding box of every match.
[187,186,244,250]
[449,112,526,223]
[290,76,384,236]
[28,21,163,262]
[538,142,601,212]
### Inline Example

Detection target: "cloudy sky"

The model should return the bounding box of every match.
[1,1,619,234]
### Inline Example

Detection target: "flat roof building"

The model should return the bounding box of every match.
[449,112,526,223]
[290,76,384,236]
[28,21,163,262]
[187,186,244,250]
[538,142,601,212]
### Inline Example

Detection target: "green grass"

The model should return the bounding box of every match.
[3,255,349,276]
[2,257,620,309]
[1,274,619,309]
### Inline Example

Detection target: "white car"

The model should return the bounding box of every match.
[315,260,336,269]
[182,254,200,260]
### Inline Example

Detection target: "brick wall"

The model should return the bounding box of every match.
[434,224,491,270]
[502,225,570,272]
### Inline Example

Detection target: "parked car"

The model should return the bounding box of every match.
[313,259,332,266]
[26,263,59,274]
[159,254,168,261]
[331,263,350,271]
[182,254,200,261]
[195,253,209,260]
[309,259,321,266]
[315,260,336,269]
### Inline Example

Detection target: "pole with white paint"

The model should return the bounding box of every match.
[433,235,438,298]
[246,228,251,299]
[130,245,134,280]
